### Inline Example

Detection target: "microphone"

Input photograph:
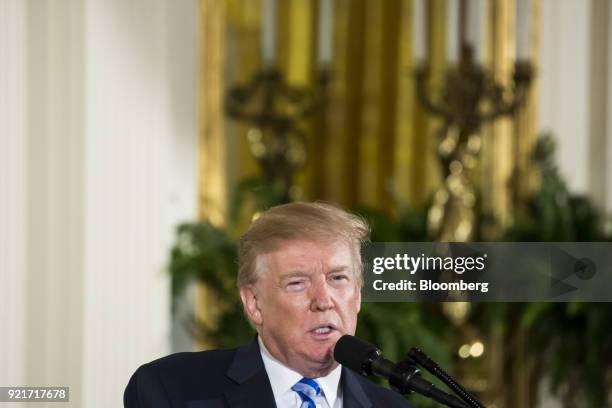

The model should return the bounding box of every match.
[334,335,469,408]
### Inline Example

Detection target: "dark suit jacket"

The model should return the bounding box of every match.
[124,338,415,408]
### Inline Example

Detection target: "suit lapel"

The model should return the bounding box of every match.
[224,338,277,408]
[223,339,373,408]
[341,367,373,408]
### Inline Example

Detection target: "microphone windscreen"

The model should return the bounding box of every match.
[333,335,380,375]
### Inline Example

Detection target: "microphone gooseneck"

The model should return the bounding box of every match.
[407,348,485,408]
[334,335,471,408]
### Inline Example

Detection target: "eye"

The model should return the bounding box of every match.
[330,274,349,283]
[286,280,307,291]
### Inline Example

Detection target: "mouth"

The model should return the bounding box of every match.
[309,324,338,340]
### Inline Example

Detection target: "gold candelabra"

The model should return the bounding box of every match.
[225,67,330,202]
[415,45,533,241]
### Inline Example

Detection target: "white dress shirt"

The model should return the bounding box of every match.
[258,337,344,408]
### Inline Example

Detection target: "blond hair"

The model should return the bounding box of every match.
[237,202,370,288]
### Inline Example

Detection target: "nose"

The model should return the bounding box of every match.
[310,276,334,311]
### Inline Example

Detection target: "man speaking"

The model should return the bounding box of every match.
[124,202,414,407]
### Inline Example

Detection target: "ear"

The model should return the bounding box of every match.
[240,285,263,326]
[355,284,362,314]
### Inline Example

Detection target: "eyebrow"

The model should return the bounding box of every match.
[279,266,350,279]
[327,266,350,274]
[278,272,310,282]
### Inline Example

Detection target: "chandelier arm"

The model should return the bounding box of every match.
[414,66,454,120]
[416,82,453,120]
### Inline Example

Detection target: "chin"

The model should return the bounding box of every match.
[306,345,334,364]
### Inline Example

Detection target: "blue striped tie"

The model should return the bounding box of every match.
[291,377,321,408]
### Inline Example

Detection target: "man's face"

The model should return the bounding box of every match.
[240,239,361,378]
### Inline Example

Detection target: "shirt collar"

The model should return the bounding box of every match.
[258,336,343,407]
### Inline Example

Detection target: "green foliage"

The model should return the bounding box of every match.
[169,222,235,303]
[499,134,612,407]
[506,134,609,242]
[522,303,612,406]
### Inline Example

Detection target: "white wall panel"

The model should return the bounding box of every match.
[82,0,197,406]
[24,1,85,405]
[1,1,197,406]
[539,0,590,194]
[0,0,28,388]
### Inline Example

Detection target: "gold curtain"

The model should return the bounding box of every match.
[311,0,445,212]
[201,0,539,224]
[198,0,227,226]
[215,0,450,215]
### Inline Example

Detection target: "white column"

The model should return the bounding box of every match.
[588,0,609,213]
[25,1,86,405]
[1,1,198,407]
[0,0,28,388]
[82,0,197,406]
[540,0,612,218]
[539,0,590,194]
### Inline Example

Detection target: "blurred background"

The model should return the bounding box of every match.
[1,0,612,407]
